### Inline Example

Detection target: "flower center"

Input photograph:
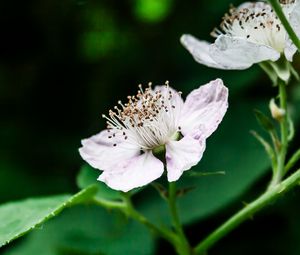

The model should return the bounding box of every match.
[103,82,181,150]
[211,2,286,53]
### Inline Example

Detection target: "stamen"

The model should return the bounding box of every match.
[102,82,182,150]
[211,2,287,53]
[279,0,295,4]
[138,84,144,94]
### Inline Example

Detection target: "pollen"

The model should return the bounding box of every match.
[211,2,286,53]
[102,81,182,150]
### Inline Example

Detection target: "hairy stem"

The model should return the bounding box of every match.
[92,198,126,210]
[268,0,300,52]
[122,194,177,244]
[269,79,289,188]
[285,148,300,174]
[193,169,300,254]
[168,182,191,255]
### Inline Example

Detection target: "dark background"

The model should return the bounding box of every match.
[1,0,300,254]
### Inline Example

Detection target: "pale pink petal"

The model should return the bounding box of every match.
[79,130,140,171]
[98,151,164,192]
[211,35,280,69]
[166,133,206,182]
[180,34,228,69]
[179,79,228,139]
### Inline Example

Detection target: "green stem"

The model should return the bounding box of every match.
[168,182,191,255]
[268,0,300,52]
[92,198,126,210]
[269,79,289,187]
[122,194,177,245]
[285,148,300,174]
[193,168,300,254]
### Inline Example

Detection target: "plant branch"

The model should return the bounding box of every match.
[92,198,126,210]
[193,168,300,254]
[122,194,177,245]
[285,148,300,174]
[269,79,289,187]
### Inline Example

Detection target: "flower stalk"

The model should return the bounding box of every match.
[269,79,289,188]
[92,197,126,210]
[168,182,191,255]
[193,168,300,254]
[122,193,178,244]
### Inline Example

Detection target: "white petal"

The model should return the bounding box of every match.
[180,79,228,139]
[284,39,297,61]
[237,2,263,9]
[211,35,281,69]
[154,84,184,122]
[180,34,229,69]
[98,151,164,192]
[79,130,140,171]
[284,0,299,62]
[166,133,206,182]
[154,85,184,108]
[290,0,300,38]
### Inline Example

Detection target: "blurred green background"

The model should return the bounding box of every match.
[1,0,300,254]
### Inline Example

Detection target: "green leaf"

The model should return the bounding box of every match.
[0,186,97,248]
[77,165,122,201]
[4,206,154,255]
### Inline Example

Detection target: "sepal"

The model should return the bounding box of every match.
[254,109,276,132]
[260,57,297,85]
[251,131,277,174]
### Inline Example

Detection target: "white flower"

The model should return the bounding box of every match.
[181,1,299,70]
[79,79,228,192]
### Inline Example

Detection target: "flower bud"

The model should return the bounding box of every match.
[269,99,285,122]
